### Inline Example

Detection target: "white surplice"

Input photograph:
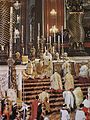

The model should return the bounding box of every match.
[63,91,75,109]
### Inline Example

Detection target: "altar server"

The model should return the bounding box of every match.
[63,90,75,110]
[75,103,86,120]
[60,104,70,120]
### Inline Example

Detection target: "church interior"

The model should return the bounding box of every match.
[0,0,90,120]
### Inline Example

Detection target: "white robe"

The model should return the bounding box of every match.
[79,65,88,78]
[60,109,70,120]
[83,99,90,108]
[43,51,52,66]
[75,109,86,120]
[39,91,49,103]
[63,91,75,109]
[50,72,63,90]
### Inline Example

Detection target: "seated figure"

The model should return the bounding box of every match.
[43,50,52,66]
[79,64,88,78]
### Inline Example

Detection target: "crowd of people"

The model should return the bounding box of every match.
[0,50,90,120]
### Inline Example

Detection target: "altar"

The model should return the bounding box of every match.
[53,56,90,75]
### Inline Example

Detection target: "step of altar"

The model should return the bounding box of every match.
[22,77,90,113]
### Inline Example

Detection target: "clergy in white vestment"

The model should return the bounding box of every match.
[50,71,63,91]
[62,61,71,77]
[73,87,83,107]
[44,59,53,78]
[64,73,74,91]
[43,50,52,65]
[43,50,53,78]
[25,60,33,75]
[39,88,49,103]
[75,103,86,120]
[63,90,75,109]
[79,65,88,78]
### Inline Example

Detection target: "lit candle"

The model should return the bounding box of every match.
[30,24,32,42]
[38,23,40,37]
[22,25,23,43]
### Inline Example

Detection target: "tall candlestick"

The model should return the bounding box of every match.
[47,24,49,43]
[22,25,23,43]
[23,47,24,55]
[61,26,63,44]
[52,46,54,54]
[9,7,13,58]
[30,24,32,42]
[54,32,56,43]
[45,46,46,52]
[61,26,64,55]
[49,36,51,47]
[38,23,40,37]
[58,35,60,52]
[37,36,40,49]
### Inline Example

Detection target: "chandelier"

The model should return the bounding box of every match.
[50,9,57,16]
[50,25,58,33]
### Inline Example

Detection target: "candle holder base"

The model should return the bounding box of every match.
[37,49,41,58]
